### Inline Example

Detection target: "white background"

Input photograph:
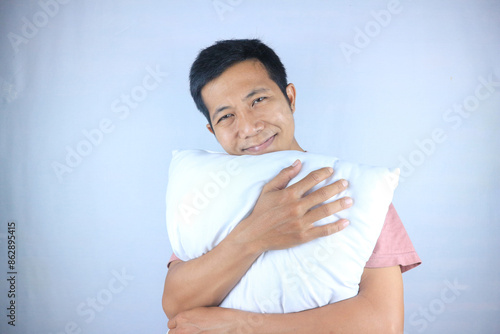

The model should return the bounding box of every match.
[1,0,499,333]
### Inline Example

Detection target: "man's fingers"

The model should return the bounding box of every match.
[167,318,177,329]
[262,159,302,193]
[302,179,349,209]
[303,196,353,224]
[287,166,335,197]
[309,218,350,240]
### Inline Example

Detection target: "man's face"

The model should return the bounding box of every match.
[202,59,303,155]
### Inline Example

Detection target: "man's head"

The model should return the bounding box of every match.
[190,39,289,126]
[189,39,303,155]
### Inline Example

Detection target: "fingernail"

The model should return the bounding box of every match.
[344,197,353,206]
[342,179,348,187]
[292,159,300,167]
[327,167,333,174]
[343,220,350,227]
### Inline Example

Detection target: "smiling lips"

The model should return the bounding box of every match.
[243,134,276,153]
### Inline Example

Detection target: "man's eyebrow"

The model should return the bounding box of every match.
[243,88,270,101]
[212,105,230,122]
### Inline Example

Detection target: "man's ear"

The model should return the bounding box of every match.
[286,83,296,113]
[206,123,215,135]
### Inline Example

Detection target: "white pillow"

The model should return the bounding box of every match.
[166,149,400,313]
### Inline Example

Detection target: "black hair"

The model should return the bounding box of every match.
[189,39,289,127]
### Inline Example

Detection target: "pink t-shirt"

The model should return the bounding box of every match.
[168,203,421,273]
[365,203,421,273]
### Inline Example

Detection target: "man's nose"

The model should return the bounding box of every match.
[237,110,263,138]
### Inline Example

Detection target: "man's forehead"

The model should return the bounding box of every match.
[206,59,269,89]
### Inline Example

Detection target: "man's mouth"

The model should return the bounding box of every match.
[243,134,276,153]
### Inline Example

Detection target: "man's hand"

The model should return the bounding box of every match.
[229,159,352,253]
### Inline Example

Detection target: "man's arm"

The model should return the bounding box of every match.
[167,266,404,334]
[162,160,352,318]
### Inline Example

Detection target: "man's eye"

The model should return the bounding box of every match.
[252,97,266,106]
[217,114,233,123]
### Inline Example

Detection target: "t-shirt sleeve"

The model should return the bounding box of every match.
[365,203,422,273]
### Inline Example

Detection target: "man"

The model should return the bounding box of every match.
[162,39,421,333]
